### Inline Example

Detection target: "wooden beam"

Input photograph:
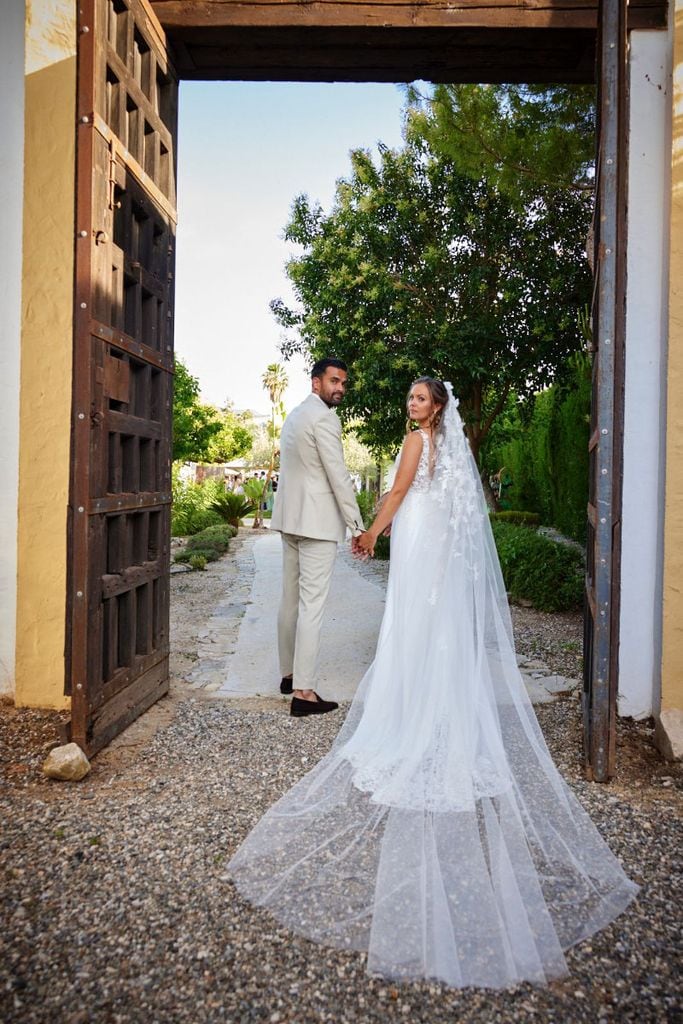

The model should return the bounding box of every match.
[151,0,666,32]
[160,26,597,82]
[150,0,665,82]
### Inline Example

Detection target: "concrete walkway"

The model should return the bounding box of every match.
[187,532,386,700]
[186,530,579,705]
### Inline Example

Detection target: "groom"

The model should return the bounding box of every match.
[271,358,366,717]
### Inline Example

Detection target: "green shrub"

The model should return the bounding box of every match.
[491,521,584,612]
[173,524,233,567]
[171,471,224,536]
[187,524,232,553]
[483,356,591,543]
[175,544,220,565]
[356,490,378,527]
[189,553,207,571]
[355,491,392,558]
[209,489,256,528]
[373,534,391,560]
[490,510,541,527]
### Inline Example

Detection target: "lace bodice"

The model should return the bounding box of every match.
[410,430,432,493]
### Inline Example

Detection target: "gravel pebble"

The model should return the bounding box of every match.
[1,538,681,1024]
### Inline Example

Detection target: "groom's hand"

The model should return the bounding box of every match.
[351,534,370,560]
[354,531,376,558]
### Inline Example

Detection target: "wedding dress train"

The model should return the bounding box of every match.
[228,386,638,988]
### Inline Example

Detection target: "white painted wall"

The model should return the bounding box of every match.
[0,0,26,696]
[618,28,673,719]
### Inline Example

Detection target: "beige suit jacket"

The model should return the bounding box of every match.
[271,393,365,543]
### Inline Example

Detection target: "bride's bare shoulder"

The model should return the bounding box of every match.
[402,430,424,450]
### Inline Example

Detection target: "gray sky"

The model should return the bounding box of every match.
[174,81,406,416]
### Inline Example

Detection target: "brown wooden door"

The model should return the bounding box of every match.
[583,0,628,782]
[69,0,177,756]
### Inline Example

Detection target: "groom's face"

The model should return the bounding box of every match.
[313,368,348,408]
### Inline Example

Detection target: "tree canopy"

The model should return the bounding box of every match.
[405,84,595,202]
[173,358,254,464]
[272,127,592,460]
[205,402,254,463]
[172,358,222,463]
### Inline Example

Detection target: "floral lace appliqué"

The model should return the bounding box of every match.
[410,430,432,493]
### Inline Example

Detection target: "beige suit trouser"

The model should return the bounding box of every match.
[277,533,338,690]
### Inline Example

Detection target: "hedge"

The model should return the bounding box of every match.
[483,354,591,543]
[490,521,584,613]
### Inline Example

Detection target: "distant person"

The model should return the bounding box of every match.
[269,358,365,717]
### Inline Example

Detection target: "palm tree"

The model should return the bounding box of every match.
[254,363,288,527]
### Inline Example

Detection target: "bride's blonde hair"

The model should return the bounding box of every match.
[405,377,449,434]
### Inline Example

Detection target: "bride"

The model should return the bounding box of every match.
[228,378,638,989]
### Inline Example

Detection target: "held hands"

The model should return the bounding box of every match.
[352,531,376,559]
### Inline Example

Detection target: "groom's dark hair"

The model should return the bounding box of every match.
[311,357,348,379]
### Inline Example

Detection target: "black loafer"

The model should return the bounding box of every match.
[290,693,339,717]
[280,676,293,695]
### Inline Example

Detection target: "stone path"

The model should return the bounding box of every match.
[185,531,579,704]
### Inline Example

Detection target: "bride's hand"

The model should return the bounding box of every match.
[355,531,376,558]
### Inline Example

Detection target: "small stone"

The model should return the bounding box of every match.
[654,708,683,761]
[42,742,90,781]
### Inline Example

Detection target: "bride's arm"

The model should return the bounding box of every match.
[357,432,423,554]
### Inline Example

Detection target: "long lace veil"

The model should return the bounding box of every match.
[228,382,638,988]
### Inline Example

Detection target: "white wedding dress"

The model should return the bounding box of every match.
[228,386,638,988]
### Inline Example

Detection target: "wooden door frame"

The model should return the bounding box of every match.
[68,0,177,755]
[69,0,631,777]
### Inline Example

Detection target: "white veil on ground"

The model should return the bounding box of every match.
[228,383,638,989]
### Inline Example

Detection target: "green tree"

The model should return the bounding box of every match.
[206,403,255,463]
[406,84,595,203]
[272,139,592,462]
[251,363,289,527]
[342,426,377,480]
[172,358,222,463]
[262,363,288,444]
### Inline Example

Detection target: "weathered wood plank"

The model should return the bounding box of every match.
[105,44,174,148]
[151,0,665,30]
[88,317,173,371]
[91,491,171,514]
[170,28,597,81]
[101,559,164,598]
[107,409,163,439]
[151,0,665,82]
[85,655,170,755]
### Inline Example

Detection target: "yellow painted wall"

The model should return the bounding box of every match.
[661,3,683,719]
[15,1,76,709]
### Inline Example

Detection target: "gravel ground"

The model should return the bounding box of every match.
[1,539,681,1024]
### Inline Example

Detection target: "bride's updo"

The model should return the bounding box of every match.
[406,377,449,432]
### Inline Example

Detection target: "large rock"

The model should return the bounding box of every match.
[521,674,558,704]
[654,708,683,762]
[42,742,91,781]
[543,674,580,695]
